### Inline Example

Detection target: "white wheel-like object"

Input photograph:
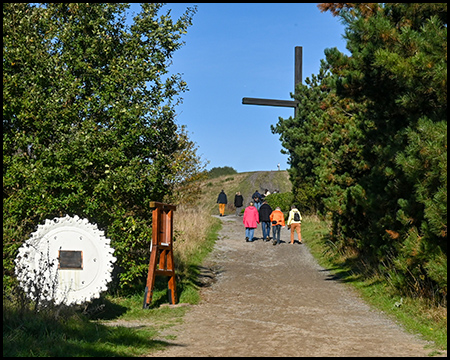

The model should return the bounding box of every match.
[14,215,116,306]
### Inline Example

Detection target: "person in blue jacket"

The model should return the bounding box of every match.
[252,190,262,211]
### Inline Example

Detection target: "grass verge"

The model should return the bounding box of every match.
[3,213,222,357]
[3,301,168,357]
[302,215,447,355]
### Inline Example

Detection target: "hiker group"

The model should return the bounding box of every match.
[216,189,302,246]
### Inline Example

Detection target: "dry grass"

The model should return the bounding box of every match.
[172,203,217,267]
[303,214,322,223]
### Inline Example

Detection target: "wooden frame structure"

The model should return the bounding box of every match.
[143,201,177,308]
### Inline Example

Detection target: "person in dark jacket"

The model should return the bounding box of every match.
[234,191,244,216]
[259,201,273,241]
[217,190,227,216]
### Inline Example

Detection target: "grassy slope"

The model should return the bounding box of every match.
[199,170,292,215]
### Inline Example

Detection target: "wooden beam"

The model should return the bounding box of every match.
[149,201,177,211]
[242,46,302,118]
[294,46,302,92]
[242,97,298,108]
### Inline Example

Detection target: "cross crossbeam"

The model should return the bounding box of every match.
[242,46,302,116]
[242,98,298,108]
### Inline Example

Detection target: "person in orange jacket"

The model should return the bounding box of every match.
[270,207,285,245]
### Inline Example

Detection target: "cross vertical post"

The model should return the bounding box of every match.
[294,46,302,93]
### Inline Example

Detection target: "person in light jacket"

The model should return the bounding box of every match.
[243,202,259,242]
[287,205,302,244]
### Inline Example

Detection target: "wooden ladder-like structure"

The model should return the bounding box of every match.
[143,201,177,308]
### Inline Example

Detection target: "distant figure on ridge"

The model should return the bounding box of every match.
[217,189,227,217]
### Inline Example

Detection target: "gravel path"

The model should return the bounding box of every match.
[149,215,441,357]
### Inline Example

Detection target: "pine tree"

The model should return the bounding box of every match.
[274,3,447,300]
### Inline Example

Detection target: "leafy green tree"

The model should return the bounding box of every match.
[165,125,209,206]
[3,3,198,292]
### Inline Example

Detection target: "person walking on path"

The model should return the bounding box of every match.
[287,205,302,244]
[234,191,244,216]
[243,202,259,242]
[259,201,273,242]
[252,190,263,211]
[217,190,227,217]
[270,207,285,245]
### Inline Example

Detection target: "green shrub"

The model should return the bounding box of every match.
[208,166,237,179]
[265,192,294,213]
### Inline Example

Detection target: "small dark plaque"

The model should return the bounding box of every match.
[58,250,83,269]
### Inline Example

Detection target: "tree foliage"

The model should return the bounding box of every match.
[3,3,200,292]
[273,3,447,301]
[165,125,209,206]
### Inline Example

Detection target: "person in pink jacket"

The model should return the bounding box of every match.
[243,201,260,242]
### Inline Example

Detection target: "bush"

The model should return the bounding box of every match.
[265,192,294,213]
[208,166,237,179]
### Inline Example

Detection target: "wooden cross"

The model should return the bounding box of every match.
[242,46,302,117]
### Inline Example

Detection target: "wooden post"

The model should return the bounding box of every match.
[143,201,177,308]
[294,46,302,93]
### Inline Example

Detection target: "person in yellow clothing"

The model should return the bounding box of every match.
[270,207,285,245]
[287,205,302,244]
[216,190,227,217]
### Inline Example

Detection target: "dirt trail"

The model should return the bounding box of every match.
[149,215,441,357]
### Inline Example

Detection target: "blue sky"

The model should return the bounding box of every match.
[129,3,349,173]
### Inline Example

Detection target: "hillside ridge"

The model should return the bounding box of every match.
[199,170,292,214]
